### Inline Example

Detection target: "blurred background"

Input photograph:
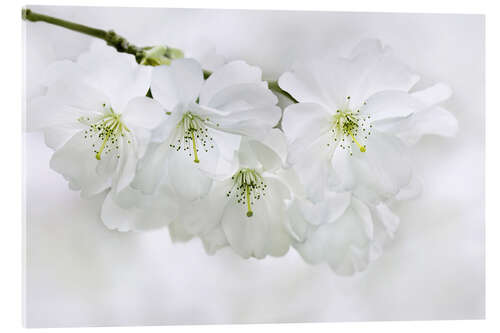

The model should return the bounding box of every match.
[23,6,484,327]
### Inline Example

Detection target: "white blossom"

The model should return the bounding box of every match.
[30,42,165,198]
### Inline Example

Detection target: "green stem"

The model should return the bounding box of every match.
[22,8,298,103]
[23,8,146,63]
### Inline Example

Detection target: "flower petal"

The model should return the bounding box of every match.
[201,227,228,254]
[294,205,372,275]
[131,142,170,194]
[281,102,331,149]
[168,149,213,201]
[278,59,339,108]
[29,95,91,130]
[290,133,332,202]
[122,96,166,130]
[113,135,139,193]
[101,186,177,232]
[50,130,111,197]
[411,83,452,107]
[351,197,374,240]
[395,106,459,145]
[364,90,423,122]
[395,175,422,201]
[200,61,264,105]
[299,190,351,226]
[205,83,278,111]
[151,58,204,110]
[350,131,412,199]
[221,197,271,259]
[77,41,152,111]
[373,202,400,238]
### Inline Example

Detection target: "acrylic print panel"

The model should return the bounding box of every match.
[23,5,484,327]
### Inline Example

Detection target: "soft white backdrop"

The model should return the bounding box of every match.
[23,6,484,327]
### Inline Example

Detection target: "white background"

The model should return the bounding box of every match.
[1,0,498,332]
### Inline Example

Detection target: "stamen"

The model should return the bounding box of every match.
[328,99,371,155]
[79,105,130,160]
[348,130,366,152]
[226,168,265,218]
[171,112,215,163]
[96,132,110,160]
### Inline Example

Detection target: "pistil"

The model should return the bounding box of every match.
[190,131,200,163]
[227,168,266,218]
[329,98,371,155]
[246,186,253,217]
[80,104,130,161]
[171,112,215,163]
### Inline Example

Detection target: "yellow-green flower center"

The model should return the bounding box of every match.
[170,112,217,163]
[79,104,130,160]
[226,168,266,218]
[328,97,371,155]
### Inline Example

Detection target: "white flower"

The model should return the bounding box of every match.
[184,39,226,72]
[168,130,293,259]
[100,185,178,232]
[132,58,282,201]
[30,42,165,198]
[288,191,400,275]
[279,39,457,204]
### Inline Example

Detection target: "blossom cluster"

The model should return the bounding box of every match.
[31,39,458,275]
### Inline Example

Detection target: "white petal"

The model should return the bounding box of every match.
[411,83,452,107]
[185,38,226,72]
[77,41,152,111]
[50,130,111,197]
[168,150,212,201]
[290,133,332,202]
[201,226,228,254]
[395,106,459,145]
[329,147,357,191]
[113,136,139,193]
[151,58,203,110]
[350,131,412,199]
[41,125,82,150]
[395,175,422,201]
[101,187,177,232]
[151,110,184,143]
[351,197,374,240]
[210,129,241,162]
[373,202,400,238]
[295,205,372,275]
[299,191,351,226]
[42,59,85,86]
[256,128,288,166]
[282,102,332,148]
[122,97,166,130]
[131,142,170,194]
[45,79,109,112]
[348,40,420,105]
[200,61,263,105]
[221,198,271,259]
[213,106,282,138]
[278,59,339,108]
[364,90,423,122]
[96,136,120,177]
[29,94,92,131]
[286,199,310,242]
[205,82,278,111]
[246,139,283,172]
